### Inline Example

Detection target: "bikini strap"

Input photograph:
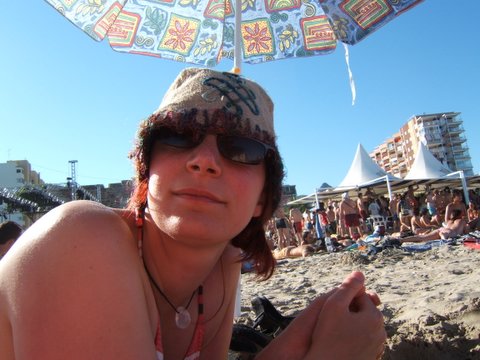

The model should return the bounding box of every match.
[135,207,144,258]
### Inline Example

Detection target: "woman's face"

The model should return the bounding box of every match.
[146,134,266,245]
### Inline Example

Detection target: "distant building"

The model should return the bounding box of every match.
[0,160,46,226]
[1,160,133,227]
[370,112,474,178]
[0,160,44,188]
[82,180,133,208]
[281,184,297,204]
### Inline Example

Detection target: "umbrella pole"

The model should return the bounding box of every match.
[232,0,242,74]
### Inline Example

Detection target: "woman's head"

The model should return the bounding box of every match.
[128,68,284,278]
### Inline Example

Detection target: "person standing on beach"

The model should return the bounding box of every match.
[289,207,304,246]
[302,209,315,241]
[357,193,369,233]
[388,193,400,232]
[0,68,386,360]
[274,207,291,249]
[405,185,419,211]
[368,198,382,217]
[339,192,363,239]
[425,188,437,217]
[326,205,337,235]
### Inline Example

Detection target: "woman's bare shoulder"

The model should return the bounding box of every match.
[0,201,155,358]
[0,200,139,296]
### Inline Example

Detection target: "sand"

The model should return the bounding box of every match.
[236,243,480,359]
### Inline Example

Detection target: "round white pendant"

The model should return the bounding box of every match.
[175,307,191,329]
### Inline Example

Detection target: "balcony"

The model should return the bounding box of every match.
[444,136,467,145]
[451,145,469,154]
[446,126,463,135]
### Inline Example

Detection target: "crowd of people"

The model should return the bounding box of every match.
[267,185,480,251]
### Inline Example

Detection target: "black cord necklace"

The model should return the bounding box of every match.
[136,207,202,329]
[144,263,200,329]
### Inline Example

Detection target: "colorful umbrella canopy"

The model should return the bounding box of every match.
[45,0,424,71]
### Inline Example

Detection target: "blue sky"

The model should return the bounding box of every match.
[1,1,478,196]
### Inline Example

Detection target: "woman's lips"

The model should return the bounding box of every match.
[173,188,226,204]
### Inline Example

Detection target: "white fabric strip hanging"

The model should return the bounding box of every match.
[343,43,356,106]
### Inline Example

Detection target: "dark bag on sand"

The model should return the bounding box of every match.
[229,324,272,360]
[229,296,295,359]
[251,296,295,337]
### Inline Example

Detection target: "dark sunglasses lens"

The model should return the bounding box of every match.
[217,136,268,164]
[157,129,198,148]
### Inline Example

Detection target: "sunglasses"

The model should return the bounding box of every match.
[155,128,274,165]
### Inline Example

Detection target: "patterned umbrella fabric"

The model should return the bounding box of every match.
[45,0,424,67]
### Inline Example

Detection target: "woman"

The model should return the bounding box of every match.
[410,208,431,235]
[467,201,479,230]
[0,68,385,359]
[397,192,413,233]
[419,207,438,232]
[274,207,291,249]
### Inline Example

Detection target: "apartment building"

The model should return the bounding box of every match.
[370,112,474,178]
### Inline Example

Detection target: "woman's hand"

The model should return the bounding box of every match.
[305,271,386,360]
[256,271,386,360]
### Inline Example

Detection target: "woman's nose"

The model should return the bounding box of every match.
[186,135,222,176]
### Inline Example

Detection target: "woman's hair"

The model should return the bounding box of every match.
[0,221,22,245]
[128,116,284,279]
[449,209,463,220]
[452,189,463,200]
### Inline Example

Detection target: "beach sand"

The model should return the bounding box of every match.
[236,244,480,359]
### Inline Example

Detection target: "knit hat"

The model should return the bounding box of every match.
[145,68,275,145]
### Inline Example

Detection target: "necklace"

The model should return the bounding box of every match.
[136,207,203,329]
[144,263,200,329]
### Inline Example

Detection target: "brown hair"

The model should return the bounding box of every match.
[128,113,284,279]
[0,221,22,245]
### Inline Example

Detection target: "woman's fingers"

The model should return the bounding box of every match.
[366,290,382,307]
[328,271,366,308]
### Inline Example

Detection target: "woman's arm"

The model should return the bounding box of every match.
[0,201,156,360]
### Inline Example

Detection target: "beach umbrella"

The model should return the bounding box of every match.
[44,0,424,74]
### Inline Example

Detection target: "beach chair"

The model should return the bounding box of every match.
[368,216,388,231]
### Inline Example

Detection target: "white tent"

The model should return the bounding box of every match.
[333,143,401,199]
[402,142,470,203]
[404,142,452,180]
[337,144,401,188]
[286,144,402,206]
